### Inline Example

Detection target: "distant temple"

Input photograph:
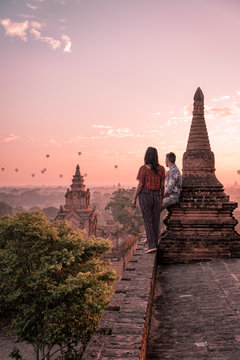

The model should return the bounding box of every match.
[159,87,240,263]
[55,165,97,236]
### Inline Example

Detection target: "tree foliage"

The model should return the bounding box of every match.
[105,188,143,236]
[0,211,116,358]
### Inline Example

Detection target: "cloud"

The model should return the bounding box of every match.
[183,104,192,116]
[205,106,233,117]
[40,35,61,50]
[30,28,61,50]
[237,91,240,96]
[3,134,20,142]
[219,95,230,101]
[26,3,38,10]
[92,125,144,139]
[211,95,230,102]
[65,135,86,144]
[170,117,179,125]
[62,34,72,53]
[18,14,36,19]
[107,128,134,138]
[30,28,41,39]
[107,129,114,135]
[31,21,45,29]
[92,125,113,129]
[1,17,72,53]
[0,18,29,41]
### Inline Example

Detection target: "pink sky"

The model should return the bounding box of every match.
[1,0,240,187]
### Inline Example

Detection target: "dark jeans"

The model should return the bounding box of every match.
[139,188,162,249]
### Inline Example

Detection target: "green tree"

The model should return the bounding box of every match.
[0,211,116,359]
[105,188,143,236]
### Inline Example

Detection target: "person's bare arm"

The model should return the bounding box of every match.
[161,169,166,198]
[132,182,143,207]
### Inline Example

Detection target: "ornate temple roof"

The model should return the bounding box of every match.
[70,164,86,192]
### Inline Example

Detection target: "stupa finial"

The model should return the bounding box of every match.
[194,87,204,102]
[75,164,80,177]
[185,87,211,152]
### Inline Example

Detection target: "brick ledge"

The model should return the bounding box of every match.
[82,238,157,360]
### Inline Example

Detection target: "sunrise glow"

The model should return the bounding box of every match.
[1,0,240,187]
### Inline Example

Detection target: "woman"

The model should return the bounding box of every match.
[132,147,165,253]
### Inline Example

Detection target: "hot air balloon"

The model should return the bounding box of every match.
[59,174,63,178]
[46,154,50,158]
[41,170,45,174]
[237,170,240,175]
[1,168,4,171]
[114,165,118,169]
[43,168,47,171]
[78,152,81,156]
[15,168,19,172]
[31,174,35,177]
[84,173,87,177]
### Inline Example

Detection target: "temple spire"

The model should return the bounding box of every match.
[159,88,240,265]
[186,87,211,151]
[71,164,85,191]
[182,87,222,187]
[75,164,81,177]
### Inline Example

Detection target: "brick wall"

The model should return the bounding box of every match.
[82,239,157,360]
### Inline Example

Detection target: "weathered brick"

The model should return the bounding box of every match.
[82,239,157,360]
[147,260,240,359]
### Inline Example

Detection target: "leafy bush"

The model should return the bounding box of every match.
[0,211,116,359]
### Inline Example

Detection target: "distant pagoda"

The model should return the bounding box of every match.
[55,164,97,236]
[159,87,240,263]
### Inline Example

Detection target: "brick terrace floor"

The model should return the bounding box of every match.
[147,259,240,360]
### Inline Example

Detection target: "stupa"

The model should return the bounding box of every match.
[159,87,240,263]
[55,164,97,236]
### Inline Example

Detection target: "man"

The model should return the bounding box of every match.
[161,152,182,210]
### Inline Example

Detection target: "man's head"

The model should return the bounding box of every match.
[165,152,176,168]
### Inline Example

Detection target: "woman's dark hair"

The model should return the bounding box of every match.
[144,147,159,174]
